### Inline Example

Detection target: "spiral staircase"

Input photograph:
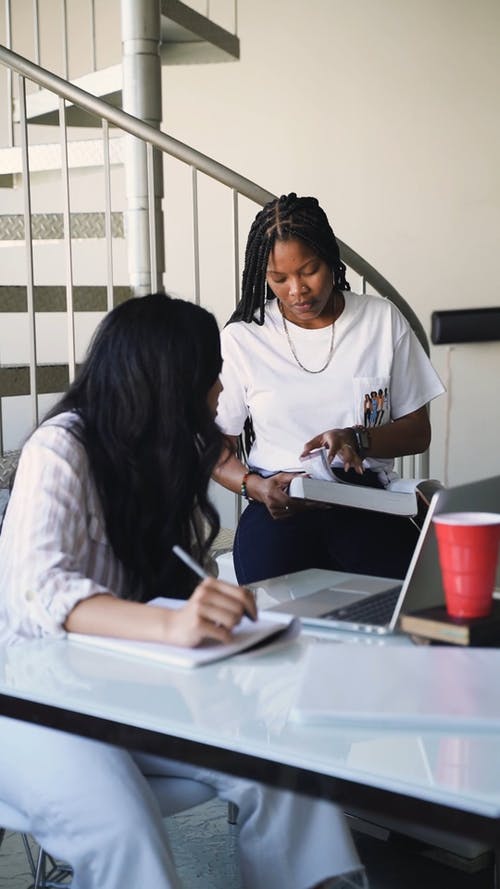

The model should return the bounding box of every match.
[0,2,428,499]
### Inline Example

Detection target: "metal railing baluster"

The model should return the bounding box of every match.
[61,0,69,80]
[232,188,240,307]
[59,96,76,383]
[102,119,114,312]
[18,75,39,431]
[32,0,40,67]
[90,0,97,72]
[5,0,13,144]
[191,166,200,305]
[232,188,242,525]
[147,142,158,293]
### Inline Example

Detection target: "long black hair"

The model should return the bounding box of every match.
[230,192,350,325]
[45,293,223,600]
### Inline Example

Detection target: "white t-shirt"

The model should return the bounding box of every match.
[216,292,445,477]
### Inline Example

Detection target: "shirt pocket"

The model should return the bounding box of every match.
[353,377,391,429]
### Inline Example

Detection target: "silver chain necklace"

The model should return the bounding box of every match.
[280,293,337,374]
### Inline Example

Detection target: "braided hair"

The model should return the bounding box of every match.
[229,193,350,325]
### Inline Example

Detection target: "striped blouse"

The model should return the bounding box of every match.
[0,412,127,644]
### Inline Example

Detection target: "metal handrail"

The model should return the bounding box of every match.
[0,45,273,203]
[0,43,429,354]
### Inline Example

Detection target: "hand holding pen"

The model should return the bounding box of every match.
[169,545,257,647]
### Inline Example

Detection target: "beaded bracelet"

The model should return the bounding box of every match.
[240,470,255,501]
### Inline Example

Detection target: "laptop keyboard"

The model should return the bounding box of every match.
[320,585,402,627]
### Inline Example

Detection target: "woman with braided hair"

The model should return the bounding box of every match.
[214,193,445,585]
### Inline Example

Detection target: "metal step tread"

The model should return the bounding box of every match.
[0,285,130,313]
[0,136,125,178]
[0,363,71,398]
[0,212,124,242]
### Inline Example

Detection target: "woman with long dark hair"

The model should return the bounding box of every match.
[0,293,365,889]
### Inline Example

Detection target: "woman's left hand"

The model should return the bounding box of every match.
[301,428,364,475]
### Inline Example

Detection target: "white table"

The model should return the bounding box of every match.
[1,568,500,851]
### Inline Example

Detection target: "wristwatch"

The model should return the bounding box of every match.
[351,426,371,459]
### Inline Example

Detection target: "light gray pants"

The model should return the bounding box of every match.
[0,716,360,889]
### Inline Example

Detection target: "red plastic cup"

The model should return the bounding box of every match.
[433,512,500,619]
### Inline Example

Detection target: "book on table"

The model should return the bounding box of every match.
[289,643,500,728]
[288,447,437,517]
[400,602,500,646]
[68,597,299,668]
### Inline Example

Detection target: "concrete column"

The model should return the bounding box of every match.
[121,0,164,295]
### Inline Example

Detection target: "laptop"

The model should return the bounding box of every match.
[264,475,500,636]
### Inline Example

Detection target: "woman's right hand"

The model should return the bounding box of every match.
[161,577,257,647]
[301,428,364,474]
[212,441,301,520]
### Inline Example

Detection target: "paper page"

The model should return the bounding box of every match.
[386,477,422,494]
[299,448,339,482]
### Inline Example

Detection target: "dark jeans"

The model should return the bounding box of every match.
[233,500,420,585]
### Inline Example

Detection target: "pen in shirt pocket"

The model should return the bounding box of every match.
[172,545,257,622]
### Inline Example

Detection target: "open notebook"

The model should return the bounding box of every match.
[68,597,298,668]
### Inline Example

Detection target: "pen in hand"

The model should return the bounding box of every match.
[172,545,257,622]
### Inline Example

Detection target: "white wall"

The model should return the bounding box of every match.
[161,0,500,487]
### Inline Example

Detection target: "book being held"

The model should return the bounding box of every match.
[288,447,435,517]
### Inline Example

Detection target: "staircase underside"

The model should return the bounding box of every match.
[12,0,239,127]
[0,136,124,189]
[160,0,240,63]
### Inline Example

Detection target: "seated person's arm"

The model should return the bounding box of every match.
[65,576,256,648]
[2,426,254,646]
